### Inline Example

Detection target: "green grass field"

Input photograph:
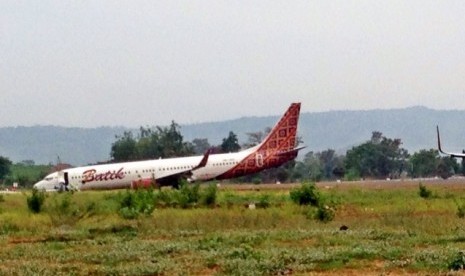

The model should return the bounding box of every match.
[2,181,465,275]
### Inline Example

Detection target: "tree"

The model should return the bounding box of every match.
[0,156,12,182]
[461,157,465,176]
[318,149,344,180]
[242,127,271,148]
[408,149,458,179]
[111,131,138,162]
[192,138,211,155]
[302,151,323,181]
[136,126,162,159]
[345,131,409,179]
[290,150,344,182]
[111,121,195,162]
[156,121,194,158]
[408,149,440,178]
[221,131,241,153]
[19,160,35,166]
[437,156,459,179]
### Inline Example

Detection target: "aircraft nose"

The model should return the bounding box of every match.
[33,181,44,190]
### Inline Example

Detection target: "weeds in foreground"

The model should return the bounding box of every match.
[418,183,432,199]
[117,183,218,219]
[314,205,336,223]
[5,181,465,274]
[448,251,465,271]
[118,188,155,219]
[456,200,465,218]
[201,183,217,207]
[26,188,46,213]
[290,182,336,222]
[47,193,97,226]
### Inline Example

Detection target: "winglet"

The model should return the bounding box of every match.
[437,125,444,154]
[192,148,211,171]
[436,125,465,158]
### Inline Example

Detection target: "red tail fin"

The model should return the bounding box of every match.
[217,103,302,180]
[257,102,300,152]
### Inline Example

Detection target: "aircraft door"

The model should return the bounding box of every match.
[57,171,70,191]
[64,172,69,185]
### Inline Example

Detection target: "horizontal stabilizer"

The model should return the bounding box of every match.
[276,146,307,156]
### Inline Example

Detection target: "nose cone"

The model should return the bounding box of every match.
[33,181,44,190]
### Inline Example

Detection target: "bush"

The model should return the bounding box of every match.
[118,188,155,219]
[448,251,465,271]
[290,182,320,206]
[27,188,46,213]
[155,189,173,207]
[456,201,465,218]
[47,193,91,226]
[252,176,261,185]
[418,183,432,199]
[178,182,200,208]
[0,221,19,234]
[314,204,335,223]
[152,182,202,209]
[256,194,271,209]
[201,183,217,207]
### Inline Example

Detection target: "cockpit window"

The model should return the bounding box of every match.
[45,177,53,181]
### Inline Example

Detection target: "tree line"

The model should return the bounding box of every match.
[107,123,461,183]
[0,122,462,187]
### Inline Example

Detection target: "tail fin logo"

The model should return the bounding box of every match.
[255,153,264,167]
[217,103,301,180]
[258,102,300,152]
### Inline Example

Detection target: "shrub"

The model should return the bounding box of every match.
[314,204,335,223]
[456,201,465,218]
[0,220,19,234]
[201,183,217,207]
[47,193,89,226]
[418,183,432,199]
[252,176,261,185]
[177,182,201,208]
[27,188,46,213]
[290,182,320,206]
[118,188,155,219]
[256,194,271,209]
[448,251,465,271]
[155,189,173,207]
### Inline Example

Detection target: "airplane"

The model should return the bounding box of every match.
[33,103,304,191]
[436,125,465,158]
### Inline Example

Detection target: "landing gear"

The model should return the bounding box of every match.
[57,182,69,192]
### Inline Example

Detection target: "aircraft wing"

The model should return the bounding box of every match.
[155,149,212,187]
[437,126,465,158]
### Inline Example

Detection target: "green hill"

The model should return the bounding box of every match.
[1,106,465,165]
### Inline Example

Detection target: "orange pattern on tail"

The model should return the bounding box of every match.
[217,103,301,179]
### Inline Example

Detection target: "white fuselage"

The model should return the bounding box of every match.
[34,149,254,191]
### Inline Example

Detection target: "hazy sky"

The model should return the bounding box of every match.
[2,1,465,127]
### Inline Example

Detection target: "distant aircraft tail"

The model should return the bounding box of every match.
[217,103,304,179]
